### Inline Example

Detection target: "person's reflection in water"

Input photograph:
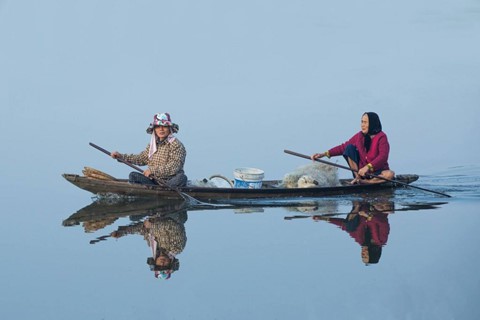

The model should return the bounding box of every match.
[110,209,187,279]
[314,200,393,265]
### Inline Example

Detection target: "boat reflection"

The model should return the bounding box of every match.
[63,197,447,277]
[62,198,189,231]
[284,199,447,265]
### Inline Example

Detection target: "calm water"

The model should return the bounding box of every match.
[1,168,479,320]
[2,1,480,319]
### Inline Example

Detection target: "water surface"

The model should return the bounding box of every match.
[2,168,478,319]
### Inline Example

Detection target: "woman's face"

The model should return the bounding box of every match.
[361,246,369,264]
[361,114,369,134]
[155,254,172,267]
[154,126,171,140]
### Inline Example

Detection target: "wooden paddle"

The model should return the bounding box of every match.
[89,142,210,205]
[283,205,434,220]
[284,149,451,198]
[284,213,340,220]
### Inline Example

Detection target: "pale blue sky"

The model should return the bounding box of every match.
[1,0,479,183]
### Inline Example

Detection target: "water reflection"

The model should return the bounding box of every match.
[63,197,447,277]
[284,199,447,265]
[110,205,187,279]
[64,199,189,279]
[315,200,393,265]
[63,199,188,230]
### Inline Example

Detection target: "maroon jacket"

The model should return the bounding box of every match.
[328,131,390,171]
[328,214,390,246]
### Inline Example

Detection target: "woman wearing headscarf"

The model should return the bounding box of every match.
[111,112,188,187]
[313,200,392,265]
[311,112,394,184]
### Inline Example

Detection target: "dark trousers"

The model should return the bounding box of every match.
[343,144,360,178]
[128,172,188,187]
[342,144,381,178]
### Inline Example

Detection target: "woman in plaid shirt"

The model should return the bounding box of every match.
[111,113,188,187]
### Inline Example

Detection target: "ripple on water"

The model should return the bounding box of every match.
[418,164,480,199]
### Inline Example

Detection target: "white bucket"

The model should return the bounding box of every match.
[233,167,264,189]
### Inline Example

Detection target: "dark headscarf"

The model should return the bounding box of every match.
[363,112,382,152]
[363,228,383,264]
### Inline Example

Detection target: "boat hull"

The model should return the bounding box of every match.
[62,173,419,202]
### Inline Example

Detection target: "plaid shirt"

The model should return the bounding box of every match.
[115,217,187,255]
[121,137,186,180]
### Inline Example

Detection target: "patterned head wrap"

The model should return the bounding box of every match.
[146,237,180,280]
[146,113,179,158]
[146,113,179,134]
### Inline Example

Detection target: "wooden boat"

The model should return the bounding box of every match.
[62,173,419,202]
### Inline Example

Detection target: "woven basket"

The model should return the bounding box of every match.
[82,167,117,181]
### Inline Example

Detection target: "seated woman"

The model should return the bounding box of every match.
[111,112,188,187]
[311,112,394,184]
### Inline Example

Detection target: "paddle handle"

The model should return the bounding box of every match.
[284,213,338,220]
[284,149,451,198]
[88,142,210,205]
[284,149,353,172]
[89,142,144,173]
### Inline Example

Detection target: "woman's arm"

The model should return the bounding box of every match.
[121,145,150,166]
